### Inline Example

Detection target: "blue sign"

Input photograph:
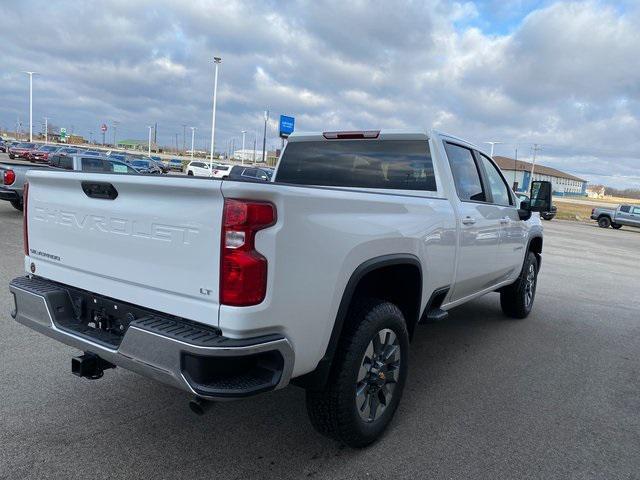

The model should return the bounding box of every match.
[279,115,295,138]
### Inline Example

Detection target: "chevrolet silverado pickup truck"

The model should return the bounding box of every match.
[9,129,551,447]
[591,204,640,229]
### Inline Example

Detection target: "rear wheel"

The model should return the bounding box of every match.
[9,154,15,159]
[10,200,23,212]
[611,223,622,230]
[187,170,193,176]
[306,299,409,448]
[500,251,538,319]
[597,216,611,228]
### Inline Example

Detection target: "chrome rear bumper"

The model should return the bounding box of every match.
[9,276,294,400]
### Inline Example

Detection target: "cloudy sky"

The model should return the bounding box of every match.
[1,0,639,187]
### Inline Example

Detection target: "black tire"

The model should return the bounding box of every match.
[10,200,23,212]
[9,154,15,159]
[598,216,611,228]
[500,251,539,319]
[542,214,555,221]
[611,223,622,230]
[306,299,409,448]
[187,171,193,176]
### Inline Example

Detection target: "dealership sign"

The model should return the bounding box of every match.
[279,115,295,138]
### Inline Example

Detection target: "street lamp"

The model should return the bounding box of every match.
[241,130,246,165]
[262,110,269,163]
[148,126,153,156]
[43,116,49,144]
[209,56,222,175]
[484,141,503,158]
[22,72,37,142]
[190,127,196,160]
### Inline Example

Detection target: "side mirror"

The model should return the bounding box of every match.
[529,180,553,212]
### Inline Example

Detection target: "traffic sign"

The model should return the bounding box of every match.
[101,123,108,133]
[60,128,67,141]
[279,115,295,138]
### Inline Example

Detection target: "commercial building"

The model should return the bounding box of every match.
[494,156,587,196]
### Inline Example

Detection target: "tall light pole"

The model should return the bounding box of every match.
[182,124,187,152]
[484,141,503,158]
[112,121,119,147]
[262,110,269,163]
[241,130,246,165]
[209,56,222,174]
[190,127,196,160]
[44,116,49,144]
[23,72,37,142]
[148,126,153,156]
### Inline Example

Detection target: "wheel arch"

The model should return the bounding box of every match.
[292,254,422,390]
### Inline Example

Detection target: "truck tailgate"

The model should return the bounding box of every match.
[25,170,223,326]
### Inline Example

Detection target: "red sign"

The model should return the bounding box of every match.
[100,124,108,133]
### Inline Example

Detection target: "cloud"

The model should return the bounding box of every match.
[0,0,638,187]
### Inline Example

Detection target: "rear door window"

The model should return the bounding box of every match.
[477,153,513,206]
[620,206,631,213]
[276,140,436,191]
[444,143,485,202]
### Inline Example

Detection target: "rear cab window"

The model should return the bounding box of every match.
[276,140,436,192]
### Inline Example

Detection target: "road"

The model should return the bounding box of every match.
[1,203,639,479]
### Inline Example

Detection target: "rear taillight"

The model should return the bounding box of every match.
[3,169,15,185]
[23,183,29,256]
[220,199,276,306]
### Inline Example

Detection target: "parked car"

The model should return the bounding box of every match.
[516,193,557,220]
[0,139,7,153]
[0,154,138,211]
[129,159,161,174]
[228,165,273,182]
[149,157,169,173]
[27,144,59,163]
[591,204,640,229]
[0,161,49,210]
[186,160,212,176]
[53,146,83,156]
[8,142,37,159]
[168,158,183,172]
[10,129,552,447]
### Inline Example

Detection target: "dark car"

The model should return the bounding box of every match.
[149,157,169,173]
[0,139,7,153]
[227,165,273,182]
[130,159,161,174]
[8,142,37,159]
[54,146,83,156]
[27,144,59,163]
[168,158,183,172]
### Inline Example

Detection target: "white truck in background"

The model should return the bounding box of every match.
[9,129,551,447]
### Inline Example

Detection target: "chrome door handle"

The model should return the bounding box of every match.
[499,217,510,225]
[462,216,476,226]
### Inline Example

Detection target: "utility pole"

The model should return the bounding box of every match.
[23,72,37,142]
[182,124,187,152]
[241,130,246,165]
[262,110,269,163]
[530,144,542,179]
[148,126,153,156]
[112,121,119,147]
[513,147,518,190]
[253,131,257,164]
[209,56,222,174]
[44,117,49,144]
[190,127,196,160]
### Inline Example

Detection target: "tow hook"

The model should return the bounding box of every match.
[71,352,115,380]
[189,397,214,415]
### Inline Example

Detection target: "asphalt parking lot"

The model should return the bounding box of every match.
[1,201,639,479]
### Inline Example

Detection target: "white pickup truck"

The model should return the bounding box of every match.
[9,129,551,447]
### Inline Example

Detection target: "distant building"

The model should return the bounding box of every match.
[117,139,148,151]
[494,156,587,196]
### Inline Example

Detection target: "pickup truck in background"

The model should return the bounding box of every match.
[9,129,552,447]
[591,204,640,229]
[0,155,137,211]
